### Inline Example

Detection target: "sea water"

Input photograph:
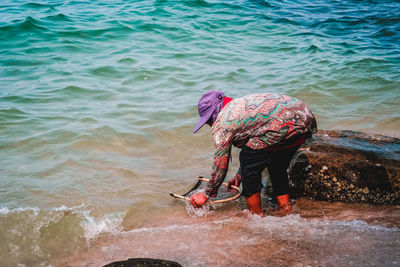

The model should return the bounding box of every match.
[1,0,399,266]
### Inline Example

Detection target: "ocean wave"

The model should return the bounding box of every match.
[2,58,46,67]
[81,210,125,241]
[53,85,106,97]
[56,24,134,40]
[249,213,400,233]
[0,16,49,34]
[117,57,137,65]
[273,17,301,26]
[305,44,322,53]
[0,206,40,216]
[372,28,397,38]
[69,212,400,266]
[179,0,242,10]
[311,17,368,29]
[344,57,388,68]
[44,13,73,23]
[21,2,61,9]
[90,66,125,78]
[1,203,125,239]
[0,107,29,118]
[120,213,398,240]
[0,203,125,264]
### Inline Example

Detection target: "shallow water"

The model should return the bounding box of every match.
[64,199,400,267]
[1,0,400,266]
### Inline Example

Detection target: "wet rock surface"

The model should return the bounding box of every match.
[284,130,400,204]
[103,258,182,267]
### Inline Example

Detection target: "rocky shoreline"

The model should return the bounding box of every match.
[283,130,400,205]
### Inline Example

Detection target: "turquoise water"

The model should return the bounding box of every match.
[1,0,400,265]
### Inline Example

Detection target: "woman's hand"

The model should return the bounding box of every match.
[190,192,208,208]
[226,173,241,190]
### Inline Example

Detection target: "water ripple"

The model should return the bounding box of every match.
[0,0,400,262]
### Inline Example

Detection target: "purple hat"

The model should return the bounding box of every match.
[193,90,225,133]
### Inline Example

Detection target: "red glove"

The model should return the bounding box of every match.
[226,173,241,190]
[190,192,208,208]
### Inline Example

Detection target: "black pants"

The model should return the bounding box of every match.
[240,145,300,198]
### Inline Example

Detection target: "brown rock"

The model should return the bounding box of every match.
[281,130,400,205]
[103,258,183,267]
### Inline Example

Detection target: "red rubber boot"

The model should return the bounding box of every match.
[275,194,292,216]
[245,192,264,217]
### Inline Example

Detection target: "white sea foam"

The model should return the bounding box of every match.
[51,203,86,212]
[1,204,127,245]
[182,188,219,217]
[247,213,400,238]
[80,210,125,241]
[0,207,10,214]
[184,200,215,217]
[0,203,87,216]
[0,206,40,216]
[86,212,400,267]
[1,203,129,266]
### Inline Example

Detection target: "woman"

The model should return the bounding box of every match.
[190,90,317,216]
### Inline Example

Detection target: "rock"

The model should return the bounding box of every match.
[283,130,400,205]
[103,258,183,267]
